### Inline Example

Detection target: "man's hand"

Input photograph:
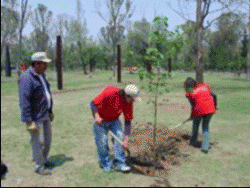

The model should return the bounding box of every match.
[49,112,54,122]
[26,122,39,134]
[94,113,103,124]
[121,135,129,149]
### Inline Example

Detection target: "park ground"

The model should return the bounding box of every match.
[1,70,250,187]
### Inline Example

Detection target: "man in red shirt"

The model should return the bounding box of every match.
[90,84,140,173]
[184,77,217,154]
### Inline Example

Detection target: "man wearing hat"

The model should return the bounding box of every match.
[90,84,140,173]
[18,52,54,175]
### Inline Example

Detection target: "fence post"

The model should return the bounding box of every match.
[117,45,121,83]
[56,35,63,90]
[5,45,11,77]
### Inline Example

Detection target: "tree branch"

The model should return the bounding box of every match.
[204,16,220,29]
[166,1,189,21]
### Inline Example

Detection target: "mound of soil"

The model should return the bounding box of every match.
[126,123,195,187]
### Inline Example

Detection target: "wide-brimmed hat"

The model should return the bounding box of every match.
[31,52,52,63]
[124,84,141,102]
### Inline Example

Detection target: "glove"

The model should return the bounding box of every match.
[26,122,39,134]
[121,136,129,149]
[49,112,54,122]
[94,113,103,124]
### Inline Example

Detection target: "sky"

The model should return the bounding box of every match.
[22,0,248,39]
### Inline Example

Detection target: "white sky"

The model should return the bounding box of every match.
[22,0,249,39]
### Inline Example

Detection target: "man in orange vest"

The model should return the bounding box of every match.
[184,77,217,154]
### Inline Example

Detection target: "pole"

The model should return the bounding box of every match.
[117,45,121,83]
[5,45,11,77]
[56,35,63,90]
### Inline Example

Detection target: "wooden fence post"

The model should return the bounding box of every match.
[56,35,63,90]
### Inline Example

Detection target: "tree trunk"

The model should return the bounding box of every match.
[113,44,116,77]
[83,64,88,75]
[152,82,158,177]
[17,29,22,77]
[247,3,250,81]
[196,0,204,83]
[90,63,93,72]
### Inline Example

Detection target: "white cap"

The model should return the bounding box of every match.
[31,52,52,63]
[124,84,141,101]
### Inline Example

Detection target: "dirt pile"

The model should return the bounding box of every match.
[127,123,193,187]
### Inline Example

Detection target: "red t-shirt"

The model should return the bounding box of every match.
[185,83,216,117]
[93,85,133,122]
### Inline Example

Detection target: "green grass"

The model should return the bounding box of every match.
[1,69,250,187]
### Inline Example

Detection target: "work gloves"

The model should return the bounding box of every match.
[26,122,39,134]
[26,112,54,134]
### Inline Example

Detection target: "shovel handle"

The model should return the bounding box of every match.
[109,131,123,145]
[109,131,131,157]
[170,118,192,130]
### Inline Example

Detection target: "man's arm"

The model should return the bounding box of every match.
[90,101,102,124]
[188,98,193,107]
[187,98,194,120]
[90,101,98,117]
[18,76,33,123]
[121,120,131,149]
[124,120,131,136]
[211,92,218,109]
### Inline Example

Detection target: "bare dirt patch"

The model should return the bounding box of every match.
[124,123,218,187]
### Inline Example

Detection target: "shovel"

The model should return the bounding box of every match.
[109,131,131,157]
[170,118,192,130]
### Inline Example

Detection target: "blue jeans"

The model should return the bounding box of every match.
[190,114,213,151]
[93,119,126,170]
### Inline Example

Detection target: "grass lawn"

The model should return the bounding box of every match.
[1,69,250,187]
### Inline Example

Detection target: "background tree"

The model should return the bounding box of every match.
[86,38,104,73]
[208,12,245,71]
[75,0,88,74]
[17,0,31,76]
[95,0,135,76]
[31,3,53,51]
[51,13,71,70]
[1,0,19,72]
[246,2,249,81]
[167,0,243,82]
[165,25,184,70]
[98,26,114,70]
[124,17,151,68]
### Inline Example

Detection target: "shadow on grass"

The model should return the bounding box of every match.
[46,154,74,169]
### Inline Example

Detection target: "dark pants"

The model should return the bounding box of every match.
[190,114,213,151]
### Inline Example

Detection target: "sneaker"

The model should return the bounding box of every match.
[44,161,54,168]
[103,166,111,173]
[201,149,208,154]
[35,166,52,175]
[114,164,131,172]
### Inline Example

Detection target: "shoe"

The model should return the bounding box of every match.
[114,164,131,172]
[103,166,111,173]
[35,166,52,175]
[201,149,208,154]
[44,161,54,168]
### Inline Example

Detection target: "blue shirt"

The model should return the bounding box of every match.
[18,68,53,123]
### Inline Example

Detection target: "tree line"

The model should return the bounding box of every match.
[1,0,249,79]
